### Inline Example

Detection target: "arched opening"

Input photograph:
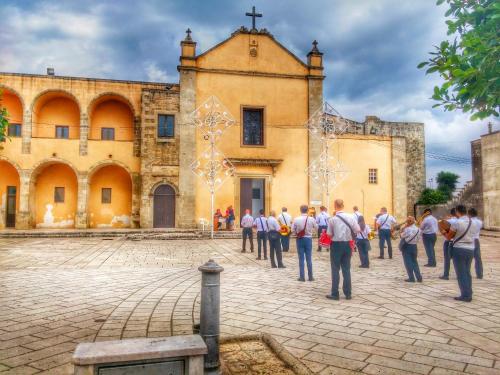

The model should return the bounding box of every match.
[33,163,78,228]
[89,94,134,141]
[153,184,175,228]
[0,88,23,138]
[0,160,20,228]
[88,164,132,228]
[32,91,80,139]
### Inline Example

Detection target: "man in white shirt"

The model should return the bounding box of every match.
[316,206,330,252]
[376,207,396,259]
[291,205,318,282]
[240,209,254,253]
[440,208,458,280]
[400,217,423,283]
[468,207,483,279]
[278,207,292,252]
[353,206,363,221]
[253,209,268,261]
[420,208,438,267]
[446,205,475,302]
[268,210,285,269]
[326,199,360,300]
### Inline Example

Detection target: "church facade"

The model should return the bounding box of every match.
[0,26,425,230]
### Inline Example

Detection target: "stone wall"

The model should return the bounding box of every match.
[481,131,500,230]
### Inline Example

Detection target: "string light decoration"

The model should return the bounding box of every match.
[190,96,236,239]
[306,101,350,140]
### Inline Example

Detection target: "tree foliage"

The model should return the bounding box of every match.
[418,0,500,120]
[0,90,9,146]
[436,171,460,199]
[418,188,448,205]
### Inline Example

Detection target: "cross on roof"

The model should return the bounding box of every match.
[245,6,262,31]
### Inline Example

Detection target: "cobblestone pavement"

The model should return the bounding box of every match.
[0,235,499,374]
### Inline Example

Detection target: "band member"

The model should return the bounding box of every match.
[291,205,318,282]
[267,210,286,269]
[376,207,396,259]
[316,206,330,252]
[278,207,292,252]
[420,208,438,267]
[468,208,483,279]
[356,216,371,268]
[240,209,254,253]
[253,209,268,260]
[353,206,363,220]
[326,199,360,300]
[445,205,474,302]
[400,216,423,283]
[440,208,458,280]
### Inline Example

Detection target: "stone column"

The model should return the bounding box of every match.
[15,170,31,229]
[133,116,141,157]
[391,137,408,220]
[21,110,32,154]
[75,173,88,229]
[308,78,323,206]
[79,113,89,156]
[131,172,141,228]
[177,69,197,228]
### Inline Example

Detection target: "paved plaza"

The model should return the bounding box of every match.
[0,234,499,374]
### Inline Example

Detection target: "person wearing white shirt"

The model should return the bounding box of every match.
[326,199,360,300]
[446,205,475,302]
[291,205,318,282]
[353,206,363,221]
[440,208,458,280]
[400,217,423,283]
[278,207,292,252]
[316,206,330,252]
[267,211,285,269]
[420,208,438,267]
[376,207,397,259]
[253,209,268,260]
[240,209,254,253]
[355,216,371,268]
[468,208,483,279]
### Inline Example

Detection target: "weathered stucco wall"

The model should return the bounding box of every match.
[481,131,499,230]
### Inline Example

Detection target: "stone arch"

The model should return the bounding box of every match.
[87,159,134,181]
[87,92,135,141]
[148,180,179,197]
[29,157,79,182]
[0,84,26,111]
[30,89,81,139]
[0,156,22,176]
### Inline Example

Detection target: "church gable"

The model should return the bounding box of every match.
[196,29,309,76]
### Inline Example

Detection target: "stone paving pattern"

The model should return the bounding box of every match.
[0,235,499,374]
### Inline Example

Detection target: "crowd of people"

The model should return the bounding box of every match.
[239,200,484,303]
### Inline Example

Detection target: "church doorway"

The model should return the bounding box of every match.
[240,178,265,218]
[153,184,175,228]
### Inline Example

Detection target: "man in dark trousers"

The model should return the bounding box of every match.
[253,209,268,260]
[420,208,438,267]
[376,207,396,259]
[240,209,254,253]
[326,199,360,300]
[440,208,458,280]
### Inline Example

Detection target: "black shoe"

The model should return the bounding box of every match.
[423,264,432,267]
[389,256,393,259]
[439,275,449,280]
[417,278,423,283]
[251,249,254,253]
[256,257,261,260]
[297,278,305,282]
[477,276,483,279]
[378,256,384,259]
[241,250,246,253]
[271,265,277,268]
[326,295,339,300]
[345,295,352,300]
[359,265,368,268]
[264,257,268,260]
[278,265,286,268]
[309,278,315,282]
[454,296,472,302]
[404,279,415,282]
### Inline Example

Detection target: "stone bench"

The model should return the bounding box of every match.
[73,335,207,375]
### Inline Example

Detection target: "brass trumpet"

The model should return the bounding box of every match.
[368,230,375,240]
[416,211,431,226]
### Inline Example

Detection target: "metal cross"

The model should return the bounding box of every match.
[246,6,262,30]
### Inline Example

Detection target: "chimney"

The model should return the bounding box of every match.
[488,122,492,134]
[47,67,55,76]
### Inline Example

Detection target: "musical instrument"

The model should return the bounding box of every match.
[438,219,451,235]
[368,230,375,240]
[391,221,408,239]
[280,224,291,236]
[417,211,431,226]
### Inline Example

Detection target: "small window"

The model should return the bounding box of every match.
[101,188,112,204]
[55,126,69,139]
[8,124,22,137]
[101,128,115,140]
[368,169,378,184]
[243,108,264,146]
[54,187,65,203]
[158,114,175,138]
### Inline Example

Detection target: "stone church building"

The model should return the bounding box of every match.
[0,24,425,230]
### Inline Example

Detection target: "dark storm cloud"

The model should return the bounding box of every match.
[1,0,496,184]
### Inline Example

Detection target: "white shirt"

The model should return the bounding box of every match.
[241,214,254,228]
[471,217,482,240]
[401,224,420,245]
[253,216,269,232]
[376,213,396,230]
[327,211,361,242]
[450,216,474,251]
[316,211,330,226]
[267,216,281,231]
[420,215,438,235]
[353,211,363,221]
[278,212,292,227]
[292,214,318,238]
[356,224,371,240]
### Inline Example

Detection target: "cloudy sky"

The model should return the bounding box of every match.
[1,0,497,186]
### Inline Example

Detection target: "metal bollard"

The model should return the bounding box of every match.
[198,259,224,373]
